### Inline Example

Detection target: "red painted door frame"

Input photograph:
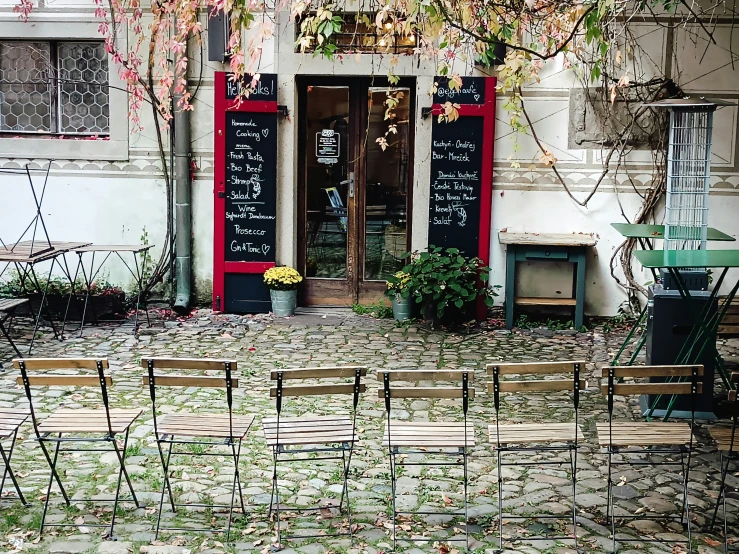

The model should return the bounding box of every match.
[212,71,277,311]
[430,77,496,320]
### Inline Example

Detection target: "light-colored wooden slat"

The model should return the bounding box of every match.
[709,426,739,451]
[265,433,357,446]
[486,361,586,375]
[595,422,693,446]
[262,415,352,425]
[377,388,476,399]
[270,366,368,380]
[722,314,739,324]
[382,422,476,447]
[157,413,253,438]
[600,383,702,396]
[488,423,583,445]
[140,357,238,371]
[0,298,28,311]
[38,408,142,434]
[143,375,238,388]
[270,384,366,397]
[377,370,474,382]
[17,375,111,387]
[498,231,596,247]
[602,365,704,378]
[13,358,109,370]
[489,379,587,392]
[514,297,577,307]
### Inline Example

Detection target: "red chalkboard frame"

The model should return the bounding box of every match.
[430,76,496,320]
[213,71,278,312]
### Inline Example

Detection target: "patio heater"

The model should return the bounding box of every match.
[642,98,729,418]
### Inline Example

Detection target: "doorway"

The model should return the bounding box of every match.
[297,77,414,306]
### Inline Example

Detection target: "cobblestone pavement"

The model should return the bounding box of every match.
[0,309,738,554]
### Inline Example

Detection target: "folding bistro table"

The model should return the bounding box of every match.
[0,241,90,352]
[70,244,154,335]
[610,223,735,370]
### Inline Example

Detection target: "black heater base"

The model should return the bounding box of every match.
[639,394,716,421]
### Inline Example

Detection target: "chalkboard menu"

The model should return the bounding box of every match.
[433,76,486,105]
[226,73,277,101]
[428,116,484,257]
[224,111,277,262]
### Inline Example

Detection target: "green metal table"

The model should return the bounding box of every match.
[611,223,735,242]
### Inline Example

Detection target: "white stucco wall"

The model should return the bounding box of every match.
[0,6,737,314]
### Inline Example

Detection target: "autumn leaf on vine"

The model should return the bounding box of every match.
[609,84,618,104]
[540,150,558,167]
[617,74,630,88]
[615,49,623,65]
[438,101,461,123]
[376,137,389,151]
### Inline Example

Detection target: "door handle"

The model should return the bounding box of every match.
[348,171,355,198]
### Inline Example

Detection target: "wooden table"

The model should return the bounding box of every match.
[72,244,154,335]
[0,241,91,352]
[499,232,596,330]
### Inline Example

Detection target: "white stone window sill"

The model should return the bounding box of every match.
[0,136,128,160]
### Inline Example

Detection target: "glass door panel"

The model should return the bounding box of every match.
[304,86,350,279]
[363,87,411,281]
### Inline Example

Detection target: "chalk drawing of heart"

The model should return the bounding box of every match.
[262,129,269,138]
[262,244,271,255]
[474,94,480,101]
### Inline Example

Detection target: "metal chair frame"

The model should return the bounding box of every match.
[489,361,584,552]
[381,370,473,551]
[602,365,700,553]
[144,358,250,542]
[267,366,365,545]
[709,374,739,552]
[16,358,142,539]
[0,409,30,505]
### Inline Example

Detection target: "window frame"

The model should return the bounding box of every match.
[0,20,128,161]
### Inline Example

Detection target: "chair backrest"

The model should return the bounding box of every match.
[141,357,239,435]
[270,366,367,415]
[378,370,475,415]
[14,357,112,435]
[487,361,586,410]
[601,365,704,419]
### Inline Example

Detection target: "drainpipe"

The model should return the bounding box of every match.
[173,45,192,311]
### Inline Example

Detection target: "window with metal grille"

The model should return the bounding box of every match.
[0,40,110,135]
[295,14,417,54]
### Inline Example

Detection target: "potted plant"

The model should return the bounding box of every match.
[263,266,303,317]
[402,246,498,325]
[385,270,412,322]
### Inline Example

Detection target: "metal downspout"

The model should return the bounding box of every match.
[173,48,192,310]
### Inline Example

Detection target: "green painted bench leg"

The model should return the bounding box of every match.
[505,246,516,329]
[573,247,586,329]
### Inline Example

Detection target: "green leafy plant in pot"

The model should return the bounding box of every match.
[263,266,303,317]
[385,270,413,322]
[402,245,496,324]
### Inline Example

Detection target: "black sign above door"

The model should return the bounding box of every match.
[433,76,486,105]
[225,73,278,101]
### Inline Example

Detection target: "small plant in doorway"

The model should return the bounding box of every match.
[385,270,413,322]
[263,266,303,317]
[352,302,393,319]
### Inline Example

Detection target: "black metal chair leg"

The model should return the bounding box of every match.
[0,313,22,357]
[608,449,616,554]
[0,432,27,505]
[683,449,693,552]
[463,449,469,551]
[268,447,277,518]
[389,449,397,552]
[273,450,282,546]
[233,440,246,514]
[108,430,135,539]
[497,448,503,553]
[155,441,175,540]
[112,430,140,509]
[570,446,578,551]
[226,440,243,542]
[39,438,64,536]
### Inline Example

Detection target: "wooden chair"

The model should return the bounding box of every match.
[596,365,702,553]
[0,298,29,356]
[708,371,739,552]
[142,357,254,542]
[488,361,586,550]
[15,357,142,538]
[0,406,30,505]
[263,365,367,544]
[379,369,475,551]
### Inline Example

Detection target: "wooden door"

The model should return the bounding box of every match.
[297,77,414,306]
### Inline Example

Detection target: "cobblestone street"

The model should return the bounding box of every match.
[1,310,738,554]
